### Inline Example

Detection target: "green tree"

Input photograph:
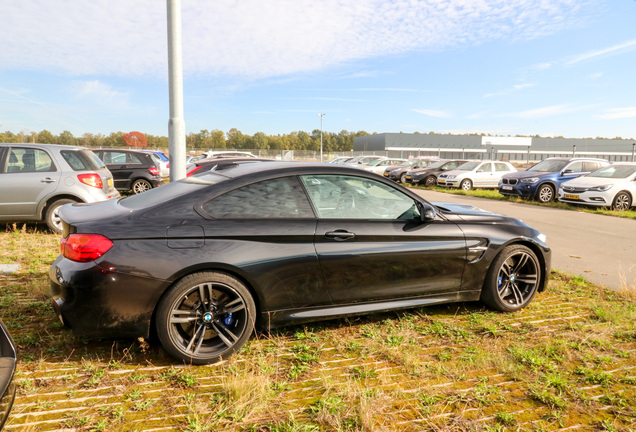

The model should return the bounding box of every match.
[210,129,226,149]
[59,130,76,146]
[252,132,269,150]
[226,128,246,149]
[37,130,55,144]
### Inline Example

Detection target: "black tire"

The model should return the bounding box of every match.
[400,173,407,183]
[612,191,632,211]
[424,176,437,187]
[156,272,256,365]
[132,179,153,194]
[481,244,541,312]
[45,198,76,234]
[536,184,555,203]
[460,179,473,191]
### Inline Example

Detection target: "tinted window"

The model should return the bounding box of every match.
[60,149,104,171]
[202,177,314,219]
[100,151,127,164]
[300,174,418,220]
[4,148,54,173]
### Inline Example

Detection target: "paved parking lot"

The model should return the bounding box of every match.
[415,190,636,290]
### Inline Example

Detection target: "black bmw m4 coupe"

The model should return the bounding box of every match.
[50,162,550,364]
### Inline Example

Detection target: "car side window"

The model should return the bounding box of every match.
[128,153,143,164]
[4,148,54,173]
[477,163,492,173]
[566,162,583,173]
[495,163,511,172]
[583,162,600,172]
[201,177,314,219]
[300,174,419,220]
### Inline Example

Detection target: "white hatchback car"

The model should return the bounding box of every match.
[437,160,517,190]
[558,163,636,211]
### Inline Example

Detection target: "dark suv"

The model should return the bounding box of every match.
[404,159,469,186]
[499,157,609,203]
[94,149,162,194]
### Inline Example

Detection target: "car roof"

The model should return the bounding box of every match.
[195,157,273,166]
[196,161,391,180]
[0,142,88,151]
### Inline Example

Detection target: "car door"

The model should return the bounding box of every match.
[473,162,494,187]
[0,146,61,217]
[198,176,329,310]
[97,150,136,190]
[300,174,467,304]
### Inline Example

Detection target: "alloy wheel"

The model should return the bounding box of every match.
[496,250,539,308]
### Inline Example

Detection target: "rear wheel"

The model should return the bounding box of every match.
[132,179,152,194]
[460,179,473,191]
[481,245,541,312]
[425,176,437,186]
[612,191,632,211]
[45,198,76,234]
[156,272,256,365]
[536,184,555,203]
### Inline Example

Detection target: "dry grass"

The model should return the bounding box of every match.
[1,227,636,431]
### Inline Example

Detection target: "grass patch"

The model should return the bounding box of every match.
[1,229,636,431]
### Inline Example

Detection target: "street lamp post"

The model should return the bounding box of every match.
[318,113,325,162]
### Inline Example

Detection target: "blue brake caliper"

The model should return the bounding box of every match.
[224,313,234,326]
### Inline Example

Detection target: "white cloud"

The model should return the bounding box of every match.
[68,80,131,110]
[565,39,636,65]
[505,104,592,118]
[598,107,636,119]
[0,0,593,79]
[484,83,535,98]
[412,109,452,118]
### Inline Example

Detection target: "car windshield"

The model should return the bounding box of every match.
[119,173,226,210]
[426,160,447,169]
[367,159,382,166]
[588,165,636,179]
[60,149,105,171]
[528,159,568,172]
[456,161,479,171]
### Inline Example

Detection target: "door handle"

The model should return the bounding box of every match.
[325,230,356,241]
[40,178,56,183]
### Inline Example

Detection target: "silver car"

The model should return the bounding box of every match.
[0,143,120,233]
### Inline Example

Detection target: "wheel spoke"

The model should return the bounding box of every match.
[185,323,206,354]
[516,273,538,284]
[170,309,198,324]
[211,323,239,347]
[511,253,529,274]
[509,283,523,305]
[222,297,246,314]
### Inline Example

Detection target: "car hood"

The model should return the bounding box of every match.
[432,201,531,227]
[560,176,615,188]
[503,170,553,180]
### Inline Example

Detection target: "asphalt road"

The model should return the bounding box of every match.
[413,189,636,291]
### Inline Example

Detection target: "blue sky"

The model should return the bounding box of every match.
[1,0,635,140]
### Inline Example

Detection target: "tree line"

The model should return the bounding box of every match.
[0,128,372,152]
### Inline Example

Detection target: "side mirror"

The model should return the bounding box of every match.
[562,169,573,175]
[418,202,437,222]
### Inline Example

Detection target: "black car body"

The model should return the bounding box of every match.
[186,157,274,177]
[93,149,162,194]
[50,162,550,364]
[404,159,469,186]
[0,320,16,430]
[384,159,438,183]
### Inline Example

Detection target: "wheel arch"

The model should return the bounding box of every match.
[499,239,550,293]
[148,263,264,340]
[38,194,84,220]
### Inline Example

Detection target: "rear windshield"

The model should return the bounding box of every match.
[119,173,226,210]
[60,149,105,171]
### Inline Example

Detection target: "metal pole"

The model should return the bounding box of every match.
[318,113,325,162]
[167,0,186,181]
[632,143,635,162]
[572,145,576,157]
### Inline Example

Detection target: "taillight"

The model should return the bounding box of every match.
[186,166,202,177]
[61,234,113,262]
[77,173,103,189]
[149,167,160,176]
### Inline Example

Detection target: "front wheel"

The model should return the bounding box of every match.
[45,198,76,234]
[536,184,555,203]
[400,173,408,183]
[156,272,256,364]
[612,192,632,211]
[460,179,473,191]
[425,176,437,186]
[132,179,153,194]
[481,245,541,312]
